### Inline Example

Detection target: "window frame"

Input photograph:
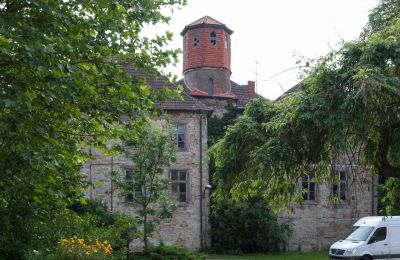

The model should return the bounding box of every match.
[170,170,189,206]
[207,78,214,95]
[174,123,187,151]
[368,227,387,244]
[332,170,347,202]
[224,34,229,49]
[193,32,200,47]
[302,174,316,202]
[210,31,217,46]
[124,168,143,202]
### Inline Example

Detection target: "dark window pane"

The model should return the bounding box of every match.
[126,193,133,202]
[374,227,387,241]
[340,183,346,200]
[125,169,134,181]
[340,171,346,180]
[309,191,316,201]
[135,186,142,196]
[309,182,315,192]
[179,192,186,202]
[194,32,200,47]
[171,171,177,180]
[210,31,216,45]
[179,171,186,181]
[179,183,186,192]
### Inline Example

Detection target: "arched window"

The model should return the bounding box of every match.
[193,32,200,47]
[224,35,228,49]
[210,32,216,46]
[208,78,214,95]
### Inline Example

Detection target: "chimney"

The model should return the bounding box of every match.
[248,80,256,99]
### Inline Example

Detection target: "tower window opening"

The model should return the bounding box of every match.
[210,32,217,46]
[224,35,228,48]
[193,32,200,47]
[208,78,214,95]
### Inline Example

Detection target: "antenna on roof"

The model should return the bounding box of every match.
[255,60,260,94]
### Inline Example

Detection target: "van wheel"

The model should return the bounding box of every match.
[360,255,372,260]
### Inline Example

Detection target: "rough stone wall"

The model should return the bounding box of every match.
[81,111,209,251]
[199,98,237,118]
[279,166,377,251]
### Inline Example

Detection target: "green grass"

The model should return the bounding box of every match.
[206,251,328,260]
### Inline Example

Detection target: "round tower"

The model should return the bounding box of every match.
[181,16,233,96]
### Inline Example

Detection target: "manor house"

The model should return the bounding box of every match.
[82,16,376,251]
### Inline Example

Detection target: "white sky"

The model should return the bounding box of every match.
[150,0,378,100]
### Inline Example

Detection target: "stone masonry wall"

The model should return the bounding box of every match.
[81,111,209,251]
[279,167,377,251]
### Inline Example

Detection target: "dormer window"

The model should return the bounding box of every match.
[224,35,228,49]
[193,32,200,47]
[210,32,216,46]
[208,78,214,95]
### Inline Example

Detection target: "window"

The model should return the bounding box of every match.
[333,170,347,201]
[224,35,228,49]
[207,78,214,95]
[369,227,387,244]
[174,124,186,151]
[193,32,200,47]
[210,31,216,46]
[302,174,316,201]
[124,168,142,202]
[170,170,188,203]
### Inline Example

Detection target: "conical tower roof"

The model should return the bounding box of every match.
[181,15,233,36]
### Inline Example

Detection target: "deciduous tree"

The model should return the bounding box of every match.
[0,0,185,257]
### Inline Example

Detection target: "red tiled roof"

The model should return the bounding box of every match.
[181,15,233,35]
[114,57,210,112]
[187,16,224,27]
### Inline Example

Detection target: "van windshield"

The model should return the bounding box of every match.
[344,226,374,241]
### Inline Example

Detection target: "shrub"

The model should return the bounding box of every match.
[133,243,206,260]
[21,199,139,259]
[210,196,291,253]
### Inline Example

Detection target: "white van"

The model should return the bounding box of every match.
[329,216,400,260]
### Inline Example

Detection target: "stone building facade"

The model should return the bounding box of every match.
[82,16,256,251]
[82,16,376,251]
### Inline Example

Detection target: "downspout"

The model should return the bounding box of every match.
[199,114,203,250]
[110,156,114,212]
[371,174,375,215]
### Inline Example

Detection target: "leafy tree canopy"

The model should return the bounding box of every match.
[211,0,400,210]
[0,0,185,258]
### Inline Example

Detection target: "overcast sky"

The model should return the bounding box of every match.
[150,0,378,100]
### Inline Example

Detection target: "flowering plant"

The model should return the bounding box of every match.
[58,236,112,257]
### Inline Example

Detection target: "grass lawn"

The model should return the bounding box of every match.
[206,251,328,260]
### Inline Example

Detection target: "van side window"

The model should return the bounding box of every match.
[370,227,387,243]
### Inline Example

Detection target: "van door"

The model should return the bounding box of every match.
[389,226,400,260]
[367,226,389,259]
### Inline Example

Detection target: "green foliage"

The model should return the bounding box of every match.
[210,196,291,253]
[112,120,177,250]
[0,0,185,258]
[133,243,206,260]
[378,177,400,215]
[208,102,241,147]
[19,199,139,259]
[211,0,400,211]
